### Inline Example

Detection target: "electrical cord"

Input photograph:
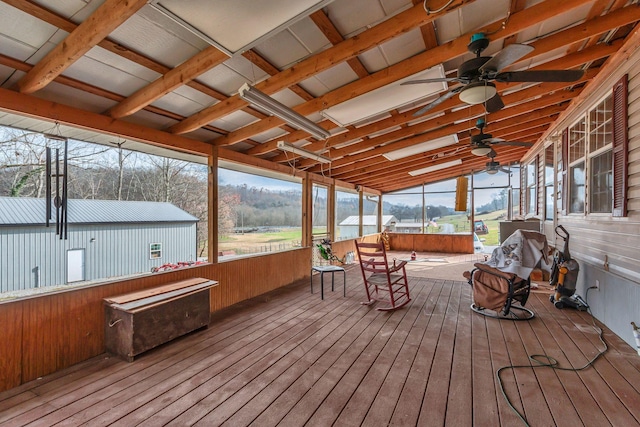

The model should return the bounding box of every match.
[496,286,608,427]
[423,0,455,15]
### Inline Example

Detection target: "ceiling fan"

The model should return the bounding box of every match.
[469,118,533,156]
[403,33,585,117]
[483,149,511,175]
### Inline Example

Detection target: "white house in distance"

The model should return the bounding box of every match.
[338,215,397,240]
[0,198,198,293]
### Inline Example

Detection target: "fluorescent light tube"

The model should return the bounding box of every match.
[277,141,331,164]
[383,134,458,161]
[238,83,330,140]
[408,159,462,176]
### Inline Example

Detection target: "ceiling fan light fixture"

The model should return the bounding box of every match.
[471,145,492,156]
[486,168,499,175]
[459,81,497,105]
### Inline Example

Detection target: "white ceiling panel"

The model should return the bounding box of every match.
[249,127,289,144]
[380,0,414,15]
[288,17,332,55]
[536,3,594,39]
[217,56,270,87]
[0,3,59,52]
[31,0,102,21]
[148,0,336,55]
[168,85,217,111]
[151,90,214,117]
[362,28,425,72]
[298,62,359,96]
[108,6,207,69]
[197,64,255,97]
[209,110,260,133]
[0,35,39,64]
[34,81,115,114]
[253,29,315,70]
[63,47,161,96]
[324,0,388,38]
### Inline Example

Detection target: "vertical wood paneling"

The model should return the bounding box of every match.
[0,247,312,392]
[0,302,22,391]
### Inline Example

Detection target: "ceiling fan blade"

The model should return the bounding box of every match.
[479,44,534,75]
[495,69,585,83]
[401,77,462,85]
[412,87,461,117]
[484,93,504,113]
[499,167,511,174]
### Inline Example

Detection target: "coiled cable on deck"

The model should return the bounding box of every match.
[496,288,608,427]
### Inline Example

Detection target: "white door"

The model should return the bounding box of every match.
[67,249,85,283]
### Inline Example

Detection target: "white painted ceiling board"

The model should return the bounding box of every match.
[368,28,425,70]
[0,3,59,51]
[380,0,414,15]
[108,8,206,69]
[63,48,161,97]
[34,81,116,114]
[196,64,255,97]
[298,62,359,95]
[148,0,336,55]
[287,17,332,55]
[249,127,289,144]
[31,0,102,21]
[252,29,317,71]
[218,56,270,87]
[324,0,388,38]
[0,35,39,63]
[150,91,215,118]
[209,111,262,133]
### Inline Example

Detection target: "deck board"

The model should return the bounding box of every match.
[1,259,640,427]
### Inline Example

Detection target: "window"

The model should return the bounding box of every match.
[335,188,359,241]
[568,117,586,213]
[383,186,425,233]
[312,183,328,237]
[363,193,379,235]
[588,95,613,213]
[544,144,554,220]
[562,87,623,216]
[150,243,162,259]
[217,164,302,259]
[524,158,537,216]
[0,126,207,296]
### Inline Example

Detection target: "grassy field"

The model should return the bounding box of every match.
[215,214,508,256]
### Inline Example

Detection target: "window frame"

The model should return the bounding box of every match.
[150,243,162,259]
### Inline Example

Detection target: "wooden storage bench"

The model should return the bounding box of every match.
[104,277,218,361]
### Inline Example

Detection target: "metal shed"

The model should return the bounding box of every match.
[0,198,198,292]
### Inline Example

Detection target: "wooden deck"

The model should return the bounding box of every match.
[1,257,640,426]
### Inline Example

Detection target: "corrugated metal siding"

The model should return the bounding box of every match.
[0,223,196,292]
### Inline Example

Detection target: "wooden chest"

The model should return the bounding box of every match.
[104,277,217,362]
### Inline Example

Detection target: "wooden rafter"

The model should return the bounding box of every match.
[18,0,148,94]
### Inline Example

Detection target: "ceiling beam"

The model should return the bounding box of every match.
[167,0,475,135]
[260,42,614,160]
[310,10,370,78]
[107,47,229,119]
[0,88,210,155]
[214,0,614,147]
[17,0,148,94]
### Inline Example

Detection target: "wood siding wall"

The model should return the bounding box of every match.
[522,42,640,348]
[0,248,312,392]
[525,52,640,283]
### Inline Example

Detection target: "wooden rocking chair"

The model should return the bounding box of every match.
[355,241,411,311]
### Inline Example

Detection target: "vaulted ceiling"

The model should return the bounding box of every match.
[1,0,638,192]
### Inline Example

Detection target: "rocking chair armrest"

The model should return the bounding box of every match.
[390,259,407,272]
